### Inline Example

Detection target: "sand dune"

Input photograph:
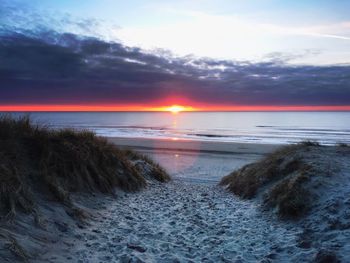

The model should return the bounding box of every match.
[32,143,350,262]
[2,128,349,262]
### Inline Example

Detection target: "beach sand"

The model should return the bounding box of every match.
[33,138,305,262]
[24,138,350,262]
[107,137,279,183]
[38,180,303,262]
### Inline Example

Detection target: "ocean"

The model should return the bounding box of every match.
[6,111,350,145]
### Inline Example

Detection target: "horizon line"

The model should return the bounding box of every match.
[1,104,350,112]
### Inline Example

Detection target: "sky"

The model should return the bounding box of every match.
[0,0,350,111]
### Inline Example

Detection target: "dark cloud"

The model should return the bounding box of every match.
[262,50,322,64]
[0,1,349,106]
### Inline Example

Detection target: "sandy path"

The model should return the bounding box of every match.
[43,180,308,263]
[34,148,332,263]
[20,147,350,262]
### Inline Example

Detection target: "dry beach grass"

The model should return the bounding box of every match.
[220,141,331,218]
[220,141,347,219]
[0,115,170,261]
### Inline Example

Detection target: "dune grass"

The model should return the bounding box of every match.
[0,115,170,221]
[264,172,310,218]
[220,142,318,218]
[122,149,170,183]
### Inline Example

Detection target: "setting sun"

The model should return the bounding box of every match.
[166,105,186,113]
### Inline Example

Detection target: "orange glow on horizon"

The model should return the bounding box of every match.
[0,104,350,112]
[158,105,194,113]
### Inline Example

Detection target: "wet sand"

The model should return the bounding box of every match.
[108,137,278,183]
[107,137,280,155]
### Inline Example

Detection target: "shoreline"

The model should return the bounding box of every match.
[107,137,281,155]
[107,137,279,184]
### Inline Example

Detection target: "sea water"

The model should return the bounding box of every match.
[6,111,350,145]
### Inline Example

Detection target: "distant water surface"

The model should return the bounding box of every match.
[6,112,350,145]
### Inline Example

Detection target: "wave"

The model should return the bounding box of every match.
[89,128,350,145]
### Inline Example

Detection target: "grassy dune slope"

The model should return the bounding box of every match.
[220,142,345,218]
[220,142,350,261]
[0,115,170,261]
